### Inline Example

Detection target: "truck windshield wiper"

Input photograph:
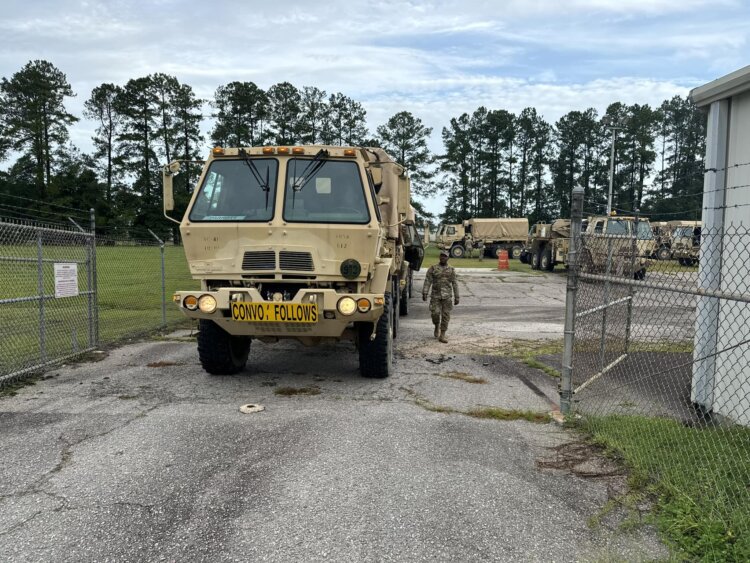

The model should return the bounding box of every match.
[238,148,271,208]
[291,149,329,192]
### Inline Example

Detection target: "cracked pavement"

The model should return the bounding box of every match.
[0,269,668,561]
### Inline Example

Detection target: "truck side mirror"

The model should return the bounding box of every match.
[162,161,181,212]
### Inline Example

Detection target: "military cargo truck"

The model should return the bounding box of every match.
[437,218,529,259]
[526,215,654,278]
[671,222,702,266]
[652,220,701,260]
[162,145,421,378]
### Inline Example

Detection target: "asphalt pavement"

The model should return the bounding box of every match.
[0,269,668,562]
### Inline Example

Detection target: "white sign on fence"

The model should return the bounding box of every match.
[54,263,79,298]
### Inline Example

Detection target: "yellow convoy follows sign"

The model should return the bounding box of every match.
[230,302,318,323]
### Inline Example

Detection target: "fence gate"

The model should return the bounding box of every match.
[559,187,750,522]
[0,218,97,385]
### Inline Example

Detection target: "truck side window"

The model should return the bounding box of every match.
[366,170,382,222]
[594,221,604,234]
[447,226,456,235]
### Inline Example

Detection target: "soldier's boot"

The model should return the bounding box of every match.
[438,332,448,343]
[434,325,440,338]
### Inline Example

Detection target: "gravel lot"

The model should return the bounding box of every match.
[0,269,668,561]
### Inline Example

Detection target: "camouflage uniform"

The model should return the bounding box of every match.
[422,262,459,339]
[477,239,485,261]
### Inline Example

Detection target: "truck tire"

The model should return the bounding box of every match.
[197,319,250,375]
[494,246,504,258]
[450,245,464,258]
[358,293,393,378]
[510,245,523,260]
[541,247,554,271]
[519,250,529,264]
[656,246,671,261]
[531,248,541,270]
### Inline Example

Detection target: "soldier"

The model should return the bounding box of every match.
[422,250,460,343]
[477,239,485,262]
[462,233,473,258]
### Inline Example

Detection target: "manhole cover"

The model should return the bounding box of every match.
[239,403,265,414]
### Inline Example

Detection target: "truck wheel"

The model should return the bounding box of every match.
[495,247,504,258]
[656,246,671,261]
[541,247,554,271]
[531,249,541,270]
[519,250,528,264]
[358,293,393,378]
[510,245,523,260]
[197,319,250,375]
[450,245,464,258]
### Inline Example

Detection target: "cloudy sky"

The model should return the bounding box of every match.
[1,0,749,213]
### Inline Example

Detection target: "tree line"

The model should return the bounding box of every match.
[0,59,705,239]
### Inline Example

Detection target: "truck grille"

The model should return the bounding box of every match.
[279,251,314,271]
[242,251,276,270]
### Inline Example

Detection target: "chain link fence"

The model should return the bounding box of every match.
[1,215,197,386]
[560,187,750,557]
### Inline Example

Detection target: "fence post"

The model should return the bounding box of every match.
[560,186,584,416]
[625,209,639,353]
[148,229,167,327]
[90,209,98,347]
[37,229,47,362]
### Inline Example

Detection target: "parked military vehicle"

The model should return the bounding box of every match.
[526,215,654,278]
[652,220,701,260]
[437,218,529,258]
[398,206,425,316]
[162,145,422,379]
[527,219,572,271]
[671,223,702,266]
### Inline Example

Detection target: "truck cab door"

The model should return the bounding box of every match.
[404,224,424,271]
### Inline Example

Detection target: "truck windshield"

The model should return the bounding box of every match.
[606,220,629,236]
[283,159,369,224]
[673,227,693,238]
[189,159,278,222]
[636,221,654,240]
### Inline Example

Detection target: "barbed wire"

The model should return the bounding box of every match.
[0,192,92,216]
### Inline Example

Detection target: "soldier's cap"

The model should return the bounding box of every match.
[439,250,450,257]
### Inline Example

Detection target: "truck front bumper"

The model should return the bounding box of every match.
[172,288,385,338]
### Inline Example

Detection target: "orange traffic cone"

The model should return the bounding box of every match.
[497,249,509,271]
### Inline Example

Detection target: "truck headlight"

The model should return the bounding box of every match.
[198,294,217,313]
[337,296,357,316]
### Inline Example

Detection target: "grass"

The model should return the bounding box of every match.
[0,374,40,398]
[581,414,750,561]
[274,386,321,396]
[0,244,197,375]
[436,371,488,384]
[496,339,563,378]
[467,407,552,423]
[421,244,541,273]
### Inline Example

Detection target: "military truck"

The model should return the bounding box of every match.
[526,215,654,278]
[671,222,702,266]
[527,219,572,271]
[398,206,424,316]
[579,215,655,279]
[162,145,422,378]
[437,218,529,259]
[652,220,701,260]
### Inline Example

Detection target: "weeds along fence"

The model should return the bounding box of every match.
[560,187,750,557]
[0,215,196,386]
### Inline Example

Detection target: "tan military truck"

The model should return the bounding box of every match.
[526,215,654,278]
[528,219,572,271]
[162,145,421,378]
[580,215,655,279]
[437,218,529,259]
[671,222,702,266]
[652,220,700,260]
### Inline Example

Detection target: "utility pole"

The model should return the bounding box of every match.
[603,118,624,215]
